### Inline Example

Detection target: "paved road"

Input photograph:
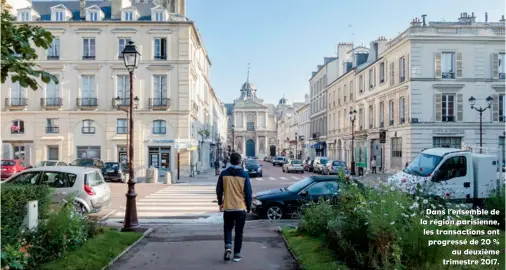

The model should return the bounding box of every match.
[98,160,322,224]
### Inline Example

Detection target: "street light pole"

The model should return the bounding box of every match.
[295,132,298,159]
[349,108,357,176]
[232,125,235,152]
[121,41,141,232]
[468,96,493,153]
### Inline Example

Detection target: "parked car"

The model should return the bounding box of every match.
[243,158,263,177]
[282,159,304,174]
[313,157,330,174]
[272,156,287,166]
[263,156,273,162]
[252,176,347,220]
[69,158,105,169]
[305,160,315,172]
[2,166,111,214]
[1,159,31,180]
[323,160,348,175]
[102,162,127,183]
[36,160,67,167]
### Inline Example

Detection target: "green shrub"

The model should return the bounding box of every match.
[485,185,505,229]
[1,184,53,246]
[298,199,336,237]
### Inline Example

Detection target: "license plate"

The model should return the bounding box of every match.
[107,169,114,173]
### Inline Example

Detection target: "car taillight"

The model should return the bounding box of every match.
[84,185,96,195]
[7,167,16,172]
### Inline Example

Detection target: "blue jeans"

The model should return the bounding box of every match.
[223,210,246,254]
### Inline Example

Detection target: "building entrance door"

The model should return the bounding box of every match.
[148,147,171,177]
[246,139,255,157]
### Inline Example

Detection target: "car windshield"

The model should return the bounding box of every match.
[287,177,313,192]
[320,159,328,164]
[85,171,105,187]
[104,163,120,170]
[38,161,57,166]
[333,161,346,167]
[275,157,284,160]
[70,159,94,166]
[1,160,15,166]
[246,160,259,165]
[403,153,443,177]
[291,160,302,164]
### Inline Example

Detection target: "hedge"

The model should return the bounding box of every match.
[1,184,53,246]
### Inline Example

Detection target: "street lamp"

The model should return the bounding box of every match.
[121,41,140,232]
[231,125,235,152]
[295,132,298,159]
[468,96,493,151]
[349,108,357,176]
[114,95,139,178]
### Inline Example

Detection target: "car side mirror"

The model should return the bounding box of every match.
[300,190,308,196]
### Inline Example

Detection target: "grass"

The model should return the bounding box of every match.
[281,227,349,270]
[40,228,142,270]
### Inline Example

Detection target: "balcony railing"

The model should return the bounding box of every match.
[45,126,59,133]
[82,55,95,60]
[117,127,127,134]
[5,98,28,107]
[154,55,167,60]
[112,98,130,107]
[149,98,170,109]
[442,115,455,122]
[41,98,63,108]
[81,127,96,134]
[76,98,98,108]
[153,127,166,134]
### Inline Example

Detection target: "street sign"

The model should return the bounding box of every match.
[379,130,386,143]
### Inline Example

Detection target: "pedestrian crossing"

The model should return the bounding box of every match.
[113,186,219,219]
[252,176,305,182]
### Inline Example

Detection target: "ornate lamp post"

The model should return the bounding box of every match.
[295,132,298,159]
[121,41,140,231]
[114,96,139,168]
[468,96,493,151]
[349,108,357,176]
[231,125,235,152]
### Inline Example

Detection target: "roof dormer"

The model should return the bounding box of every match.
[85,5,105,22]
[151,6,168,22]
[50,4,71,22]
[16,7,40,22]
[122,6,139,22]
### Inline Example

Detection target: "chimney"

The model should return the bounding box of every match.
[485,12,488,23]
[112,0,131,20]
[421,14,427,26]
[500,15,505,23]
[80,0,86,20]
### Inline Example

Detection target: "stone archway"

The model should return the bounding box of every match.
[246,139,256,157]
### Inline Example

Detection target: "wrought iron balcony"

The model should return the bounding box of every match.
[76,98,98,109]
[81,127,96,134]
[47,55,59,60]
[41,98,63,109]
[45,126,59,133]
[442,115,455,122]
[5,98,28,109]
[82,55,95,60]
[149,98,170,109]
[112,98,130,108]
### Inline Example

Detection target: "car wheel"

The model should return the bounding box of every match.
[300,171,304,174]
[259,173,263,177]
[73,202,87,215]
[266,205,283,220]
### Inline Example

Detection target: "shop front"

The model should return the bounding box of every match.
[144,139,175,180]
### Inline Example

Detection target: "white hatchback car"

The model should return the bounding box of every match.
[3,166,111,214]
[282,159,305,174]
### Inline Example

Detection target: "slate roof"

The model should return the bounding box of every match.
[30,1,161,21]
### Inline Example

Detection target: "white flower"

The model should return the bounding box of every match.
[384,213,388,216]
[390,187,395,191]
[410,202,419,209]
[423,199,428,204]
[411,213,416,217]
[390,221,395,225]
[364,222,369,225]
[381,200,386,203]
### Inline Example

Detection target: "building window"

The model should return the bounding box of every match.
[500,53,505,79]
[399,57,406,82]
[82,120,95,134]
[442,94,455,122]
[500,94,505,122]
[11,120,24,134]
[433,137,462,148]
[117,119,127,134]
[47,146,59,160]
[369,68,374,89]
[81,75,96,105]
[368,105,374,128]
[154,38,167,60]
[358,75,364,93]
[154,11,163,21]
[391,137,402,158]
[54,11,64,21]
[19,11,30,22]
[442,52,455,79]
[388,100,394,125]
[153,120,166,134]
[379,62,385,83]
[358,108,364,130]
[47,38,60,60]
[117,75,129,105]
[88,11,98,21]
[343,84,347,102]
[118,38,131,59]
[247,122,255,131]
[46,118,59,133]
[349,81,354,100]
[399,97,405,124]
[82,38,96,60]
[45,79,60,105]
[153,75,168,104]
[379,102,384,127]
[124,11,133,21]
[76,146,101,159]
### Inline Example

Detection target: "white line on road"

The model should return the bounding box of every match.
[114,211,218,217]
[134,206,218,211]
[137,202,216,206]
[291,176,299,179]
[279,177,287,180]
[140,199,215,202]
[268,177,276,180]
[256,178,263,181]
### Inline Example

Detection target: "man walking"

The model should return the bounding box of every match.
[216,152,252,262]
[371,157,377,174]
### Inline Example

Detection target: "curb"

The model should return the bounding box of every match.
[277,226,301,270]
[101,227,153,270]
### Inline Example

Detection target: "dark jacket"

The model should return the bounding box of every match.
[216,165,252,212]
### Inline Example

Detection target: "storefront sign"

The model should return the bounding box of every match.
[150,139,174,144]
[431,128,465,135]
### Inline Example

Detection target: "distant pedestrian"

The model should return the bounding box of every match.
[371,157,377,174]
[216,152,252,262]
[214,160,220,175]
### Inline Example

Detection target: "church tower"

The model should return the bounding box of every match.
[154,0,186,15]
[239,63,258,101]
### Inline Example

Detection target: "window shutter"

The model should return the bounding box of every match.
[492,53,499,79]
[405,54,410,81]
[393,99,398,125]
[2,143,13,159]
[435,53,442,78]
[456,94,463,121]
[492,94,499,121]
[435,93,442,121]
[390,62,395,86]
[456,52,463,78]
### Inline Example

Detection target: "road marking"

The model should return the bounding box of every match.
[134,206,219,211]
[291,176,299,179]
[268,177,276,180]
[256,178,263,181]
[114,211,218,217]
[279,177,287,180]
[137,202,216,206]
[141,198,215,202]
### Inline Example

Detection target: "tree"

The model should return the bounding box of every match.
[1,0,58,90]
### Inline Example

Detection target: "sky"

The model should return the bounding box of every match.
[186,0,505,105]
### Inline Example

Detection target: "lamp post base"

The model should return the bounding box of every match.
[350,161,356,176]
[122,182,139,232]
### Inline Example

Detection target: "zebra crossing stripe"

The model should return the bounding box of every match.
[280,177,287,180]
[268,177,276,180]
[256,178,263,181]
[291,176,299,180]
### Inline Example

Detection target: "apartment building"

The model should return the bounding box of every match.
[1,0,226,182]
[328,12,505,172]
[296,94,311,160]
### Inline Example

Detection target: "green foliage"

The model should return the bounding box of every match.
[485,185,505,229]
[1,0,59,90]
[1,240,31,270]
[0,184,53,246]
[298,199,336,237]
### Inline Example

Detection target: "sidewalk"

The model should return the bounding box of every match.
[108,221,297,270]
[350,170,397,186]
[177,169,218,185]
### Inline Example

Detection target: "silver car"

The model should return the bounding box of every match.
[36,160,67,167]
[282,159,304,173]
[3,166,111,214]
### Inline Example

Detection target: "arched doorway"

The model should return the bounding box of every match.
[246,139,256,157]
[269,145,276,157]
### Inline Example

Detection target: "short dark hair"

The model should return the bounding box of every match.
[230,152,241,165]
